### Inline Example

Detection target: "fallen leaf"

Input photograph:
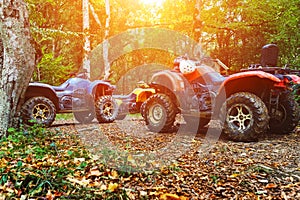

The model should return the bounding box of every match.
[108,183,119,192]
[74,158,85,164]
[89,168,102,177]
[160,193,180,200]
[265,183,277,189]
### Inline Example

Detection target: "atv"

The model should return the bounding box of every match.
[141,49,299,142]
[21,71,118,127]
[113,81,156,120]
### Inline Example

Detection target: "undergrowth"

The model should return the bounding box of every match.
[0,125,130,199]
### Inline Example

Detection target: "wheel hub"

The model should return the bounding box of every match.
[32,103,50,122]
[103,102,114,117]
[149,103,164,123]
[227,104,252,131]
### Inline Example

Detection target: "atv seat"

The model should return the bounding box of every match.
[51,82,70,92]
[197,65,226,86]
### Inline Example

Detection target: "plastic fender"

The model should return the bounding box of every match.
[27,83,58,98]
[88,80,115,95]
[132,88,156,103]
[220,70,281,90]
[151,70,186,92]
[26,83,59,109]
[288,74,300,84]
[28,82,56,92]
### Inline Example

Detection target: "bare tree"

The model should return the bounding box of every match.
[0,0,36,136]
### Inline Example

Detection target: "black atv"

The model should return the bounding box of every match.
[21,72,118,127]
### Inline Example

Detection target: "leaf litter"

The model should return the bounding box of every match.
[0,117,299,199]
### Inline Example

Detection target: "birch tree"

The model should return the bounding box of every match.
[82,0,91,78]
[103,0,110,80]
[0,0,36,136]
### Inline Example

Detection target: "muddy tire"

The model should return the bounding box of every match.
[144,93,177,132]
[21,96,56,127]
[74,110,95,123]
[269,94,299,134]
[95,95,118,123]
[220,92,269,142]
[140,101,147,119]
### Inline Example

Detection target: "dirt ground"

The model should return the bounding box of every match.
[51,116,300,199]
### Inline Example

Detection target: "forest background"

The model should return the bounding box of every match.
[27,0,299,91]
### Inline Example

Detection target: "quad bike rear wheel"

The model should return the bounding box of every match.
[269,94,299,134]
[95,95,118,123]
[21,96,56,127]
[220,92,269,142]
[144,93,177,132]
[74,110,95,123]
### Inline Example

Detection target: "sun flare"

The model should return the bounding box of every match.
[140,0,165,6]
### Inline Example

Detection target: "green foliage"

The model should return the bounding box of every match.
[0,125,129,199]
[292,84,300,104]
[55,113,74,120]
[26,0,83,85]
[25,0,299,83]
[32,50,73,85]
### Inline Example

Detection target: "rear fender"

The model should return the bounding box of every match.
[214,71,282,115]
[151,70,186,92]
[150,70,195,109]
[287,74,300,84]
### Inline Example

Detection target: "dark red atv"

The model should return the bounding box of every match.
[141,49,299,142]
[21,71,118,127]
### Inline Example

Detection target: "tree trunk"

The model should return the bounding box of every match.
[193,0,202,43]
[103,0,110,80]
[0,0,36,136]
[82,0,91,78]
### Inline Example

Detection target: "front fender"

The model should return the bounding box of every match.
[25,83,59,110]
[132,88,156,102]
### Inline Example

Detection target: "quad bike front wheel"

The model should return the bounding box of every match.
[269,94,299,134]
[95,95,118,123]
[21,96,56,127]
[144,93,177,132]
[220,92,269,142]
[73,110,95,123]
